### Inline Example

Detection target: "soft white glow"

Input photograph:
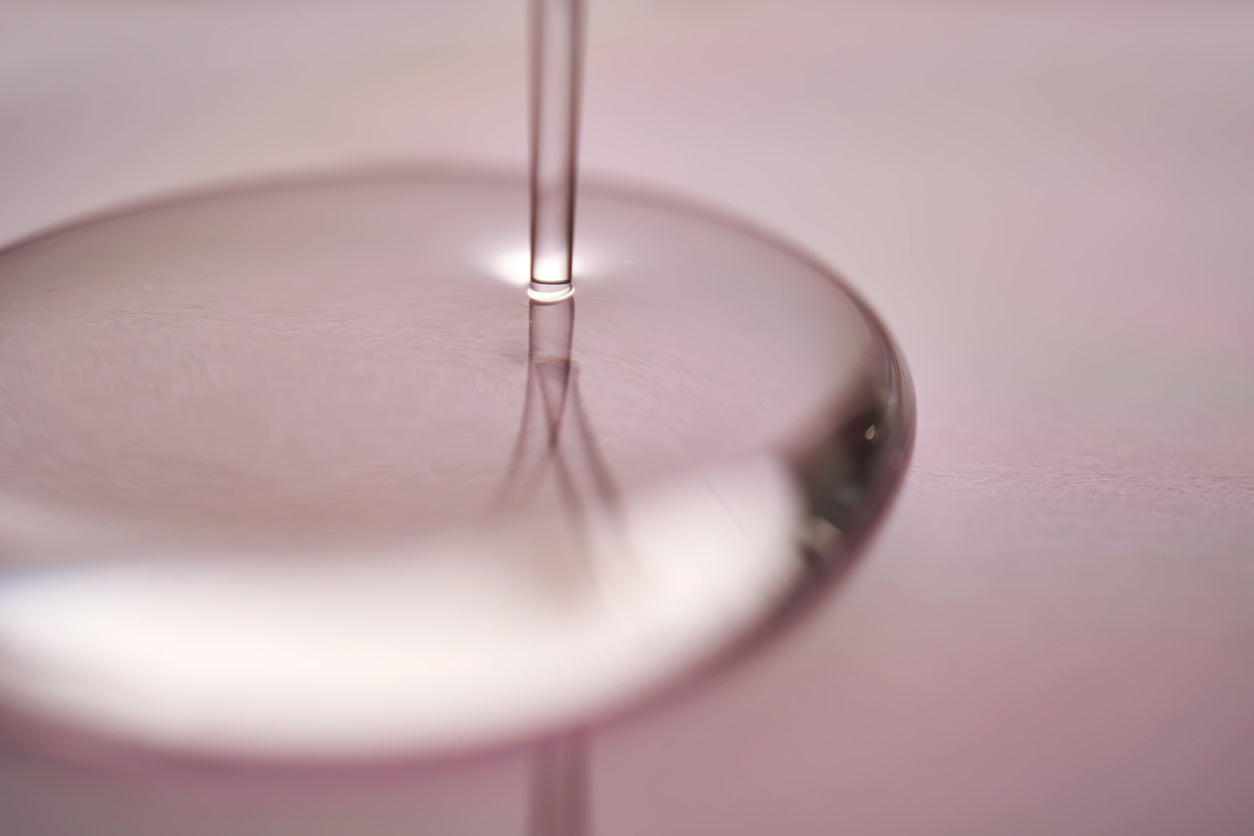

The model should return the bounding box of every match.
[489,245,594,289]
[531,252,568,286]
[0,457,804,760]
[491,247,532,287]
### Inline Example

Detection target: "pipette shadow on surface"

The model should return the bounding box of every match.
[494,294,617,836]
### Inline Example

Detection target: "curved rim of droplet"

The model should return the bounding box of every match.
[0,164,916,778]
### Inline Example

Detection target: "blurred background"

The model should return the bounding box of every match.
[1,1,1252,834]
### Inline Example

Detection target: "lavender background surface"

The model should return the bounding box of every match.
[1,2,1251,834]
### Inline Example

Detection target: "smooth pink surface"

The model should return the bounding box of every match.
[0,2,1251,834]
